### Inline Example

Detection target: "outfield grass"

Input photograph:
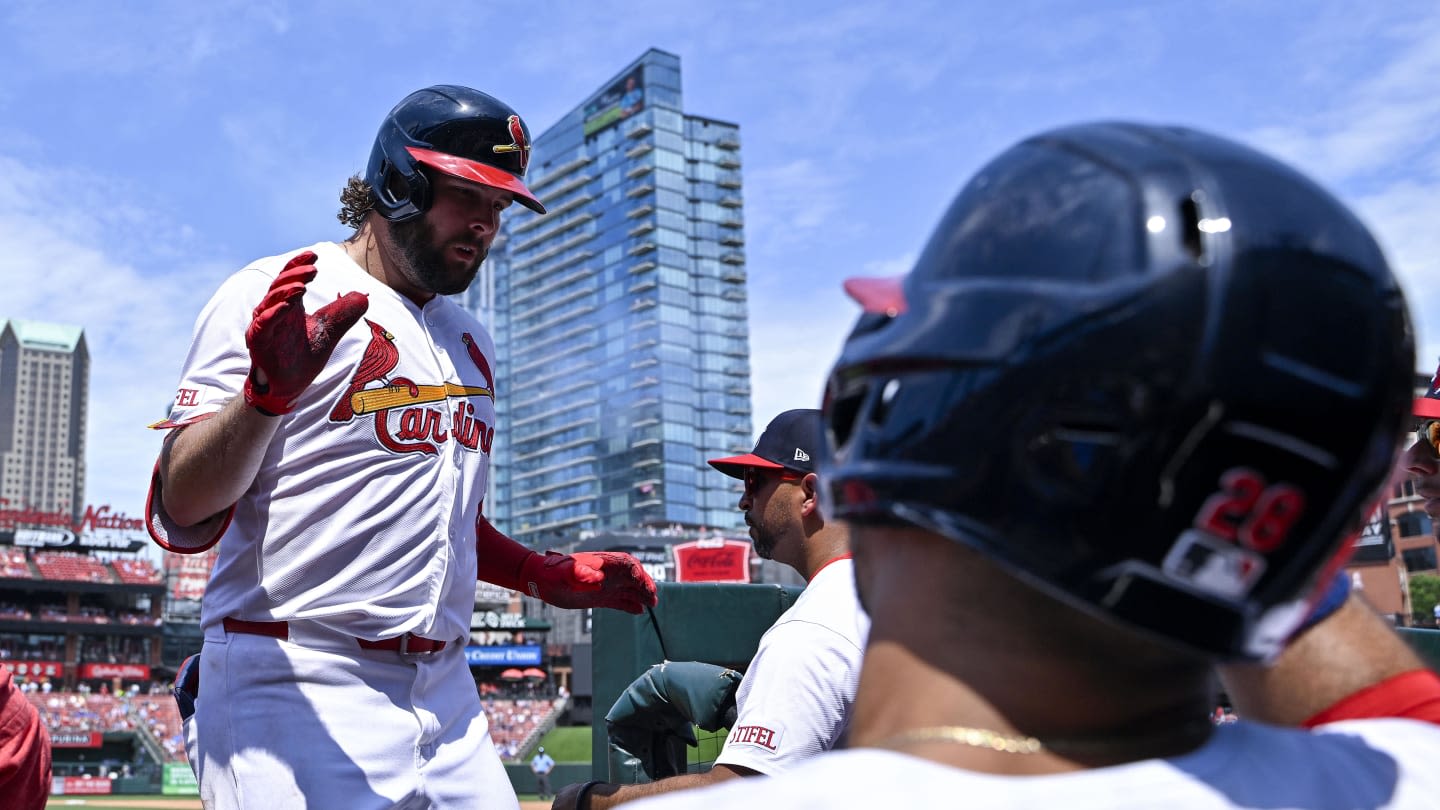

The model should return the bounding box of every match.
[534,725,593,761]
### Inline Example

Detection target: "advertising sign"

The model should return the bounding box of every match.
[464,645,543,666]
[79,662,151,680]
[672,538,751,583]
[163,762,200,795]
[582,66,645,137]
[1,660,63,679]
[1351,502,1394,564]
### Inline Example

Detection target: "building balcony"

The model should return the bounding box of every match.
[718,195,743,208]
[629,298,657,312]
[628,220,656,237]
[626,182,656,199]
[511,250,595,289]
[625,121,654,139]
[628,240,657,256]
[538,173,597,206]
[631,376,660,389]
[724,364,749,377]
[511,231,594,272]
[528,153,595,192]
[715,134,740,151]
[719,233,744,247]
[717,155,741,169]
[627,202,655,219]
[720,288,747,301]
[720,267,746,283]
[510,267,597,308]
[719,215,743,229]
[628,259,657,275]
[631,457,663,469]
[631,395,660,409]
[716,173,742,189]
[625,141,655,159]
[511,191,595,234]
[626,163,654,179]
[511,211,597,254]
[720,251,746,265]
[628,279,657,295]
[512,304,597,341]
[628,317,658,332]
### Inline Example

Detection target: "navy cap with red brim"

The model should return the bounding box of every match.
[707,452,787,480]
[407,146,546,214]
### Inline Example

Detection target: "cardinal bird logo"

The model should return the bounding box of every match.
[461,333,495,395]
[491,115,531,172]
[330,319,400,422]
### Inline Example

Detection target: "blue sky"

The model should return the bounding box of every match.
[2,0,1438,528]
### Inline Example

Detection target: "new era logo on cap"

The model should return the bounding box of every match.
[708,409,823,479]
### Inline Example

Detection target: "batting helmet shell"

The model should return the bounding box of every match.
[366,85,545,221]
[822,122,1413,662]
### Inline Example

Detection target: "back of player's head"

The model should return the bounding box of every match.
[366,84,546,221]
[820,121,1413,662]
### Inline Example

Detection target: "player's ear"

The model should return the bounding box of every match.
[800,472,820,517]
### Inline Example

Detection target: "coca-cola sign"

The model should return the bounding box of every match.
[672,538,751,583]
[79,662,151,680]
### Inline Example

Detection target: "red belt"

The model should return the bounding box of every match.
[222,617,448,655]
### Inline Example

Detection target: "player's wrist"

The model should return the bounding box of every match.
[574,780,604,810]
[242,370,294,417]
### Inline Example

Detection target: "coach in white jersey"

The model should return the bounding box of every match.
[627,124,1440,810]
[146,86,656,810]
[556,410,867,810]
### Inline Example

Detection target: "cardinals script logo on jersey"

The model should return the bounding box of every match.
[329,319,495,456]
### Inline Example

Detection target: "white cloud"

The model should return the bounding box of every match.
[0,154,229,518]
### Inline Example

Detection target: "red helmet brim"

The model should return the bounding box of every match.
[407,146,546,214]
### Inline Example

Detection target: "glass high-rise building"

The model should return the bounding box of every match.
[471,49,752,546]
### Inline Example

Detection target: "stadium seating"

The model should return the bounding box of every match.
[0,547,33,579]
[111,558,163,585]
[33,552,115,583]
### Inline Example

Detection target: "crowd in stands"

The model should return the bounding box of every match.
[25,690,136,733]
[9,679,563,765]
[481,696,566,760]
[1,546,31,578]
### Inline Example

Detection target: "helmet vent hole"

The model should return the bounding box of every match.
[875,378,902,422]
[1179,197,1205,262]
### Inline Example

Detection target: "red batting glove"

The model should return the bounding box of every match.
[520,551,658,615]
[243,251,369,416]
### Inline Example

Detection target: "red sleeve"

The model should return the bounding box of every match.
[474,511,536,593]
[0,669,52,810]
[1303,669,1440,728]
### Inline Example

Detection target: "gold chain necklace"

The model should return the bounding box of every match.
[873,726,1044,754]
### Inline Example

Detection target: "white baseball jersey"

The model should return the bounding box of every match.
[634,717,1440,809]
[152,241,513,809]
[147,240,497,642]
[714,556,868,774]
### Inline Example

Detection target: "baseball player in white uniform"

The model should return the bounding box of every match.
[147,85,656,810]
[624,122,1440,810]
[555,410,867,810]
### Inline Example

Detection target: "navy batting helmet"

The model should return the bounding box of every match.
[365,85,546,221]
[822,122,1413,661]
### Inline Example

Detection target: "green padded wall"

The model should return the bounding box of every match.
[590,581,804,781]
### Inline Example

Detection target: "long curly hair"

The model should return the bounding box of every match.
[337,174,374,229]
